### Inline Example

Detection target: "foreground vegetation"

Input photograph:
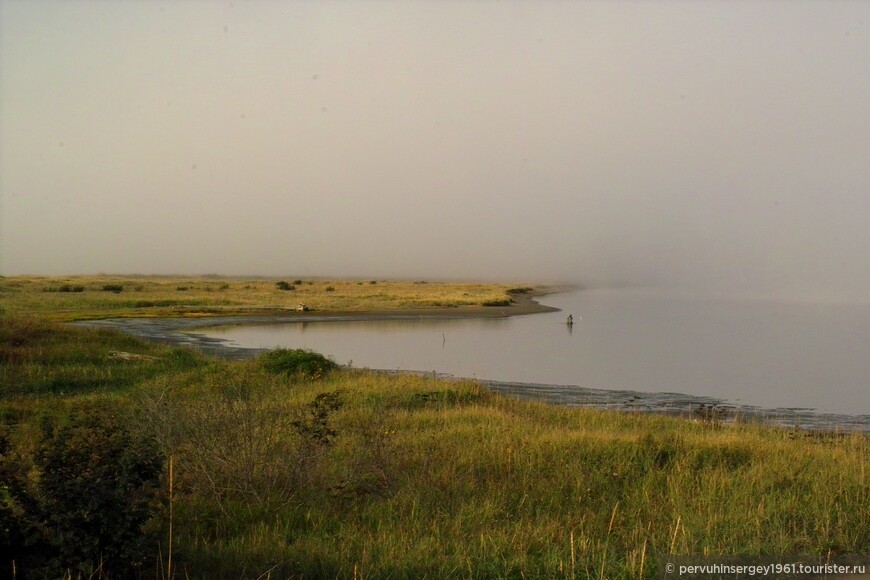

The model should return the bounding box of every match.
[0,276,530,321]
[1,311,867,579]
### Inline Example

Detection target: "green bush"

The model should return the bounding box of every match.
[1,411,164,577]
[482,299,512,306]
[0,429,41,573]
[259,348,338,379]
[276,281,295,291]
[102,284,123,293]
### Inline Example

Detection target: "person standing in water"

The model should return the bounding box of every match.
[567,314,573,325]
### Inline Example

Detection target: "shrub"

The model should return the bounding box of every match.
[259,348,338,379]
[0,429,41,572]
[482,299,512,307]
[276,281,295,291]
[290,391,346,494]
[325,286,336,292]
[506,287,533,295]
[292,391,344,447]
[134,299,178,308]
[292,279,303,285]
[176,285,190,291]
[144,374,344,515]
[2,411,164,577]
[102,284,123,293]
[43,285,85,293]
[160,373,301,513]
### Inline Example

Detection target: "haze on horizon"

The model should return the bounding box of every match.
[1,1,868,303]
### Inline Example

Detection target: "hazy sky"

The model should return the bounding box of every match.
[1,1,868,301]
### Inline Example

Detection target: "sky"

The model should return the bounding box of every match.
[1,1,868,302]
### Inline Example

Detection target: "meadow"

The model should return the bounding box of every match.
[0,278,867,578]
[0,275,528,321]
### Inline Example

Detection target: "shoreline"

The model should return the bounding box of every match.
[70,292,559,359]
[70,291,869,432]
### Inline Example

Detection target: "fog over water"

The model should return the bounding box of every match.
[2,1,868,303]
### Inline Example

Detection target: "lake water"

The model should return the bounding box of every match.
[194,289,870,426]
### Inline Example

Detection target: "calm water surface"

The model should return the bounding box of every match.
[195,289,870,419]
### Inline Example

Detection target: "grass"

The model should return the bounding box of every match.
[1,311,867,578]
[0,276,530,322]
[260,348,339,379]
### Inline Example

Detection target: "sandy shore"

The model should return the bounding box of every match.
[71,292,559,359]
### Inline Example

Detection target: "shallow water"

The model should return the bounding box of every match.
[191,289,870,429]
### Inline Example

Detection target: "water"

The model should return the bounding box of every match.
[193,289,870,423]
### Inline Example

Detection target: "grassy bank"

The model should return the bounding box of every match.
[1,313,867,578]
[0,276,535,321]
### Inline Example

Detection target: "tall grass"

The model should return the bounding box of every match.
[1,314,867,578]
[160,371,868,578]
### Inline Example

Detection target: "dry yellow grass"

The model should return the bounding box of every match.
[0,275,539,321]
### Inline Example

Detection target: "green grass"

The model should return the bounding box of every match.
[1,314,868,578]
[260,348,339,379]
